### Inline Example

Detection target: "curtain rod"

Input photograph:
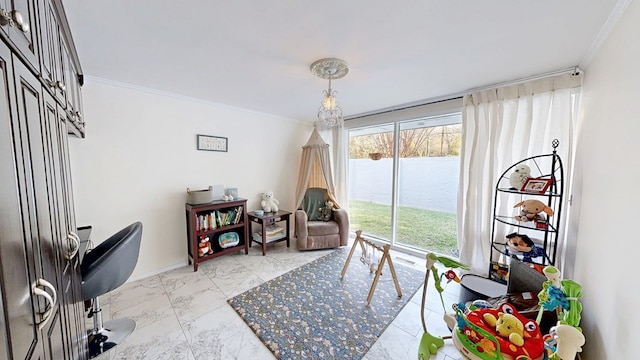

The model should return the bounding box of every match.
[464,66,582,94]
[346,96,462,121]
[346,66,581,121]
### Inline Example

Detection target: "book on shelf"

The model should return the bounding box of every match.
[233,206,243,224]
[252,231,286,244]
[261,224,284,237]
[196,212,219,232]
[252,224,285,243]
[196,206,244,232]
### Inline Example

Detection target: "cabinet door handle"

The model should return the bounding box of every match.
[67,232,80,259]
[32,278,57,331]
[49,80,65,92]
[11,10,28,33]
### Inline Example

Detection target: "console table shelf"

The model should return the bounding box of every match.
[248,210,292,256]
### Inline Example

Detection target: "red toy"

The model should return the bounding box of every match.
[457,303,545,360]
[198,235,213,257]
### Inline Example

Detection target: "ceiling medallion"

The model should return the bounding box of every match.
[310,58,349,128]
[310,58,349,80]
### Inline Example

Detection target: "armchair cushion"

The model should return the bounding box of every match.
[300,188,327,221]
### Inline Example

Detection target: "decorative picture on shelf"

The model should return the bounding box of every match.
[197,134,228,152]
[225,188,238,199]
[521,177,553,194]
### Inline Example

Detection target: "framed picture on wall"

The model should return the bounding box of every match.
[521,177,553,194]
[197,134,228,152]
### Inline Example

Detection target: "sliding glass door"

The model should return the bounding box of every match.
[348,113,462,257]
[348,124,395,241]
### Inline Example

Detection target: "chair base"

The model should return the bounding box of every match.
[87,318,136,359]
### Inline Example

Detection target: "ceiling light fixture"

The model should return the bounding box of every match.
[310,58,349,128]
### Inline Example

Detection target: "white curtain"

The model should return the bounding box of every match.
[332,126,348,209]
[315,126,349,210]
[458,73,582,275]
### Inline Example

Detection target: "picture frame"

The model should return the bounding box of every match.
[197,134,228,152]
[521,177,553,194]
[225,188,238,199]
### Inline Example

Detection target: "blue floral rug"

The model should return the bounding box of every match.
[228,247,425,359]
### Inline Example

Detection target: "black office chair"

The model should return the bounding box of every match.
[81,222,143,359]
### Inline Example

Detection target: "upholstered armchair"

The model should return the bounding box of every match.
[295,188,349,250]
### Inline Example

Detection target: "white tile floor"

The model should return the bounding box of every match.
[92,240,466,360]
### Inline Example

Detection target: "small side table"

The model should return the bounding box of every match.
[248,210,291,256]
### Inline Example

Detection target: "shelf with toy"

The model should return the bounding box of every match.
[494,186,563,196]
[493,215,558,233]
[185,198,249,271]
[489,140,564,285]
[492,231,555,266]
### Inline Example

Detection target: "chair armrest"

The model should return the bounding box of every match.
[295,210,309,250]
[333,208,349,246]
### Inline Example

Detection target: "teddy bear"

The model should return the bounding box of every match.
[198,235,213,257]
[513,199,554,222]
[318,200,335,221]
[483,311,525,346]
[260,191,279,213]
[509,164,531,190]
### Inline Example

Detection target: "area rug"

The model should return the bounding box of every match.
[228,247,425,359]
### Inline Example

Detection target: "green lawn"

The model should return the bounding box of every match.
[349,200,459,257]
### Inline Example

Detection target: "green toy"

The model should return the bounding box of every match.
[536,265,586,360]
[418,253,470,359]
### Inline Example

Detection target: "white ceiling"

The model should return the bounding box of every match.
[63,0,621,123]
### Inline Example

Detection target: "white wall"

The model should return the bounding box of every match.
[69,79,312,279]
[573,1,639,358]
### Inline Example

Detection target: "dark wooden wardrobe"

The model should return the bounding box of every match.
[0,0,86,359]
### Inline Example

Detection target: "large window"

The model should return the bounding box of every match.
[347,112,462,257]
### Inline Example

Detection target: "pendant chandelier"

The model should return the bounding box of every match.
[310,58,349,128]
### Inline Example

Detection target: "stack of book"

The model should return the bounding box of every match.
[196,206,243,232]
[252,224,285,243]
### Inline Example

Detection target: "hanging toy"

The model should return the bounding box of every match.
[441,269,461,283]
[341,230,402,306]
[418,253,470,358]
[368,243,378,273]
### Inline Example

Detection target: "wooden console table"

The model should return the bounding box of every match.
[248,210,291,255]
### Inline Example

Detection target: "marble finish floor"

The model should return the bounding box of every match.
[92,241,465,360]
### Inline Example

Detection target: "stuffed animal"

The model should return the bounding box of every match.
[319,200,335,221]
[198,235,213,257]
[509,164,531,190]
[483,311,525,346]
[506,232,534,252]
[496,312,525,346]
[260,191,279,213]
[506,232,545,262]
[514,199,554,222]
[468,303,545,359]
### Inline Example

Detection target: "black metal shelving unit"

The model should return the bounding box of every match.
[489,140,564,284]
